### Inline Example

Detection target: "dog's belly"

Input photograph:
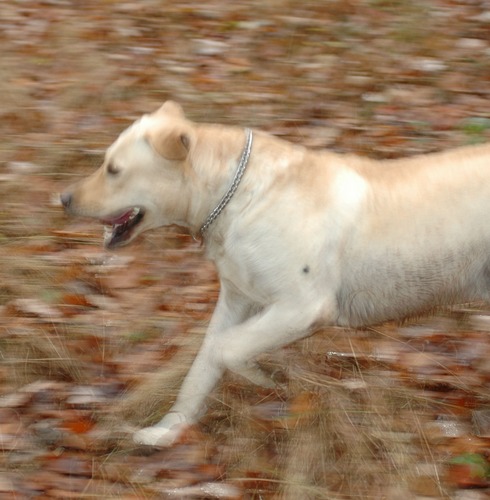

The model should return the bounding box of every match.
[335,245,490,327]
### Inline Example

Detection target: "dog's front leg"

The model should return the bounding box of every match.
[133,296,329,446]
[133,282,254,447]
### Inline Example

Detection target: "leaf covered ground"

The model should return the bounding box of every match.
[1,1,490,498]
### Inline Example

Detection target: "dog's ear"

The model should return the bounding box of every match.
[147,127,191,161]
[155,101,185,119]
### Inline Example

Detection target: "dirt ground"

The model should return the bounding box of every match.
[1,1,489,498]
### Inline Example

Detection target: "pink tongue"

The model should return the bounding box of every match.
[103,209,133,225]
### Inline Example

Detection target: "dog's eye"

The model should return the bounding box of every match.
[107,163,119,175]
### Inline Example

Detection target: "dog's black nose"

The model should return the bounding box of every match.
[60,192,72,209]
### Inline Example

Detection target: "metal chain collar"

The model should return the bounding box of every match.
[198,128,253,237]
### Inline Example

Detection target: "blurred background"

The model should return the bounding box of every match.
[0,1,489,498]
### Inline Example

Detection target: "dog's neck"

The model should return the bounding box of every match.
[195,128,253,241]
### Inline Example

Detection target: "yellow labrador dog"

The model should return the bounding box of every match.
[61,101,490,446]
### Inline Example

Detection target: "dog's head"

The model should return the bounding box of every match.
[61,101,196,249]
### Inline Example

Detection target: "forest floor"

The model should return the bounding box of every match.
[1,1,489,498]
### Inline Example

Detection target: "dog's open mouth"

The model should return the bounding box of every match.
[101,207,145,249]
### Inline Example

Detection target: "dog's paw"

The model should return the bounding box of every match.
[133,424,183,447]
[133,412,188,447]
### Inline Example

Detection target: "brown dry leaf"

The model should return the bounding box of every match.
[409,465,444,497]
[61,415,95,434]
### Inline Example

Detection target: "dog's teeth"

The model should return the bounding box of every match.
[128,207,140,221]
[103,225,113,243]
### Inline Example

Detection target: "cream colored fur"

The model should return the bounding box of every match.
[62,101,490,446]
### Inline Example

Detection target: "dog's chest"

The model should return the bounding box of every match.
[208,232,305,305]
[213,248,274,304]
